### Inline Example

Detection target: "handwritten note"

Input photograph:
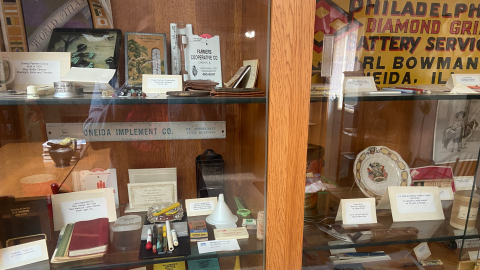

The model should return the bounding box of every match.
[60,197,108,224]
[345,202,373,224]
[396,193,436,214]
[12,60,60,84]
[413,242,431,261]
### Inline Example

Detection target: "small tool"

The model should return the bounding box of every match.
[234,197,251,217]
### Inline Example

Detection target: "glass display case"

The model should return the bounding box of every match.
[303,0,480,269]
[0,0,303,269]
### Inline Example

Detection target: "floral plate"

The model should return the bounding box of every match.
[353,146,411,201]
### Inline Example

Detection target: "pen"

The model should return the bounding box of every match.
[382,88,416,94]
[171,229,179,246]
[163,225,167,253]
[157,225,163,253]
[152,224,157,253]
[146,228,152,250]
[166,220,174,251]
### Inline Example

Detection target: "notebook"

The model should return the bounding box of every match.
[68,218,109,257]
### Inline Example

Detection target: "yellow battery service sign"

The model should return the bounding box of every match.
[313,0,480,86]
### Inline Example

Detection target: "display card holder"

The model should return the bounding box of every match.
[343,76,377,93]
[445,74,480,89]
[51,188,117,231]
[142,74,182,97]
[376,186,444,222]
[126,168,178,213]
[335,198,377,225]
[0,239,49,270]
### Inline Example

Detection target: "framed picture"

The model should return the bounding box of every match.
[47,28,122,69]
[125,32,168,87]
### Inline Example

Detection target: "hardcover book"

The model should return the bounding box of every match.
[68,218,109,257]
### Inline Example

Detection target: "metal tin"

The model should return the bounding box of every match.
[53,82,83,98]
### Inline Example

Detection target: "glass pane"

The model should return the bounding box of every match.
[0,0,269,269]
[305,0,480,268]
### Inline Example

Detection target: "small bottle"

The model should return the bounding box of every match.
[257,211,264,240]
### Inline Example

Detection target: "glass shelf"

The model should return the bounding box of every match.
[0,94,266,106]
[310,92,480,103]
[49,202,263,270]
[302,189,480,252]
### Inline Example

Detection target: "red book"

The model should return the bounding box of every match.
[68,218,109,257]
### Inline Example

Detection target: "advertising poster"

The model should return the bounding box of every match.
[313,0,480,88]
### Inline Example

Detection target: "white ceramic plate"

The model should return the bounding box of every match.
[354,146,411,200]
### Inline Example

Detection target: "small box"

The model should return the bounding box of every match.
[110,215,142,251]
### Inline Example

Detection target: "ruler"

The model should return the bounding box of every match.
[46,121,226,141]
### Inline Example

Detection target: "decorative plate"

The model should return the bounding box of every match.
[353,146,411,200]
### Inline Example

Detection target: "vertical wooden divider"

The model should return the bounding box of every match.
[267,0,315,269]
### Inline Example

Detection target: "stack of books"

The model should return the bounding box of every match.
[51,218,109,264]
[42,139,87,163]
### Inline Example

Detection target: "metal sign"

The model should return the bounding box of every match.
[46,122,226,141]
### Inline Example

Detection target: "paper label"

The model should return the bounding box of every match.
[454,176,475,190]
[12,60,60,84]
[147,77,179,89]
[197,239,240,254]
[469,251,480,261]
[189,201,215,213]
[456,75,480,85]
[345,202,373,224]
[129,184,174,208]
[396,193,436,214]
[454,228,479,236]
[413,242,431,262]
[344,77,376,92]
[2,244,41,266]
[185,197,217,216]
[60,197,108,224]
[458,205,478,220]
[439,189,450,200]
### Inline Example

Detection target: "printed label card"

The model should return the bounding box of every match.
[454,176,476,191]
[413,242,431,262]
[0,239,49,270]
[446,74,480,89]
[336,198,377,225]
[376,186,444,222]
[343,76,377,92]
[52,188,117,231]
[185,197,217,216]
[438,187,454,200]
[142,75,182,96]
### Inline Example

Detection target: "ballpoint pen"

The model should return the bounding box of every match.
[152,224,157,253]
[157,225,163,253]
